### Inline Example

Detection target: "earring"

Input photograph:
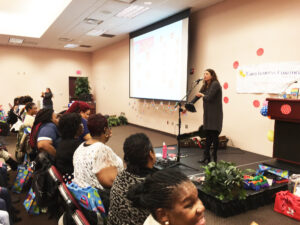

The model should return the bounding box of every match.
[164,222,169,225]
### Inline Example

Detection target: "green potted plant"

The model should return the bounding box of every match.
[75,77,91,101]
[202,161,253,201]
[198,161,254,217]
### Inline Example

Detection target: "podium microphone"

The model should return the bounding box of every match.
[193,78,203,84]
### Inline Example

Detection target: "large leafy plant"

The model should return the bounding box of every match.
[75,77,91,100]
[202,161,254,201]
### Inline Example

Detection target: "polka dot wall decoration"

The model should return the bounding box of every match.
[224,97,229,104]
[253,100,260,108]
[256,48,264,56]
[223,82,228,90]
[233,61,239,69]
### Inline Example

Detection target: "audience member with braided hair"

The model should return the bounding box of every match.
[128,169,206,225]
[107,133,156,225]
[65,101,91,142]
[56,113,82,183]
[30,108,60,160]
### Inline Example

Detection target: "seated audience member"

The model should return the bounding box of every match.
[73,113,123,209]
[56,113,82,183]
[128,169,206,225]
[108,133,156,225]
[23,102,38,127]
[65,101,91,142]
[30,108,60,159]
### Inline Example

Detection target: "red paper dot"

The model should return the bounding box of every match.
[257,48,264,56]
[253,100,260,108]
[224,97,229,104]
[223,82,229,90]
[281,104,291,115]
[233,61,239,69]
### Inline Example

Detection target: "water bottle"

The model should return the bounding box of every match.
[162,142,167,159]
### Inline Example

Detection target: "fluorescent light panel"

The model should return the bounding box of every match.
[0,0,72,38]
[86,29,106,37]
[9,37,24,44]
[64,43,79,48]
[116,5,150,19]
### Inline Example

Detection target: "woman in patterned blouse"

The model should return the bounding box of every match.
[107,133,156,225]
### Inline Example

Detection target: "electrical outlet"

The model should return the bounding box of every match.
[185,124,188,129]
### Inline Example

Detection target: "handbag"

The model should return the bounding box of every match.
[274,190,300,221]
[11,154,33,193]
[23,188,40,215]
[67,182,106,217]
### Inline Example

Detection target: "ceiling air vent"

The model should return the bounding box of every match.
[79,45,92,48]
[23,40,38,45]
[101,34,115,38]
[115,0,136,3]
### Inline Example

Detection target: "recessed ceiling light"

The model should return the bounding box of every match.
[86,29,106,37]
[144,1,152,5]
[83,18,103,25]
[116,5,149,19]
[0,0,72,38]
[64,43,79,48]
[9,37,24,44]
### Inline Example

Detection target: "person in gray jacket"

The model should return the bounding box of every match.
[191,69,223,163]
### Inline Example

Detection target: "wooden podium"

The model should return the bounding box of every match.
[266,98,300,169]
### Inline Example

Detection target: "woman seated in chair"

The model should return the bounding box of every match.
[65,101,91,142]
[72,113,123,210]
[56,113,82,183]
[30,108,60,161]
[107,133,156,225]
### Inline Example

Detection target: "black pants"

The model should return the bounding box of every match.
[204,130,220,161]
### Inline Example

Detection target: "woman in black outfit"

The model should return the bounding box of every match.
[55,113,82,183]
[41,88,53,109]
[192,69,223,163]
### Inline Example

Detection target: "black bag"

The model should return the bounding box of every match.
[6,109,18,125]
[32,152,57,208]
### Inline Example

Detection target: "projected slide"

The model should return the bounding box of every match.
[130,18,188,101]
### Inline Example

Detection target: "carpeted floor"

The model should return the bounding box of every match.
[4,124,299,225]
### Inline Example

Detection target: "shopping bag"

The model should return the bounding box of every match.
[274,191,300,221]
[67,182,106,217]
[11,163,33,193]
[23,188,40,215]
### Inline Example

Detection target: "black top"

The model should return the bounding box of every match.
[201,80,223,133]
[55,139,81,175]
[43,92,53,107]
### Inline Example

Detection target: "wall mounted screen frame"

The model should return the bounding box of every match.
[129,9,190,101]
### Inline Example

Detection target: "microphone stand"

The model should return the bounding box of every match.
[169,81,201,171]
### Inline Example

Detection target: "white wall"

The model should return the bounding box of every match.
[92,0,300,157]
[0,45,92,112]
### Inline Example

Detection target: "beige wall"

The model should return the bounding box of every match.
[92,0,300,157]
[0,45,92,112]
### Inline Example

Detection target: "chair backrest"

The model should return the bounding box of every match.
[72,210,91,225]
[58,182,81,210]
[48,165,64,184]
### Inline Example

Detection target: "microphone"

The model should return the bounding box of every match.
[193,78,203,84]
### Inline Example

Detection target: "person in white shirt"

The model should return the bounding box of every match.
[73,113,123,210]
[23,102,38,127]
